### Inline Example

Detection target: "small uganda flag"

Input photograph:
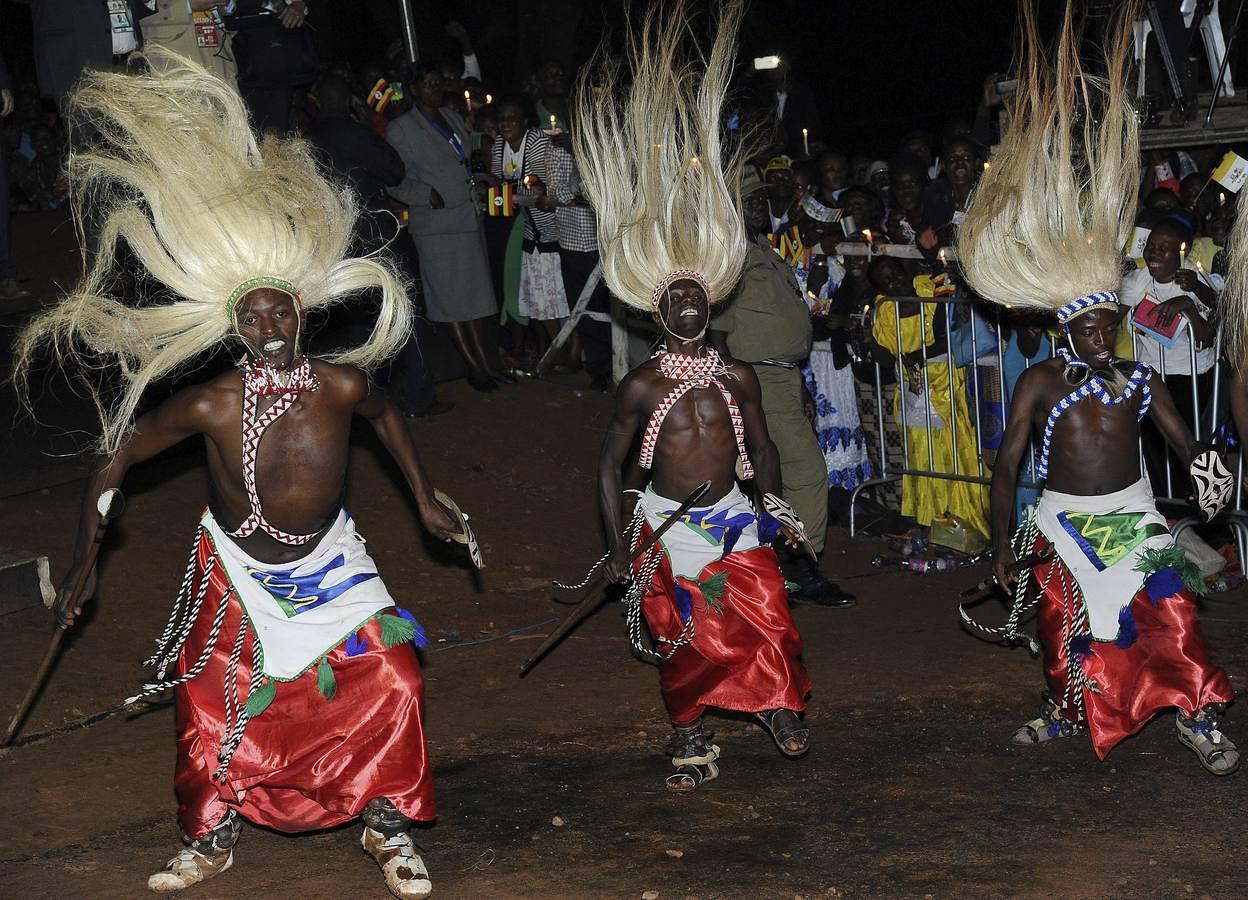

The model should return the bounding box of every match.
[1212,151,1248,193]
[487,182,516,217]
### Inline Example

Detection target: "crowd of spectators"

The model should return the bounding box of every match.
[0,16,1242,546]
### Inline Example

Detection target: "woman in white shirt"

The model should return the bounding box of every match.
[1119,217,1220,493]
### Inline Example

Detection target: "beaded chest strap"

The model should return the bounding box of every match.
[1037,349,1152,479]
[638,349,754,478]
[227,357,322,545]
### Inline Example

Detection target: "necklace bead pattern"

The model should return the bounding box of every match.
[228,356,322,545]
[1037,349,1152,479]
[639,349,754,478]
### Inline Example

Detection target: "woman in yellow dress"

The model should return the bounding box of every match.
[869,257,990,539]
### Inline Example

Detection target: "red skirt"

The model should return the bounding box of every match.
[638,535,811,725]
[1033,536,1233,759]
[173,532,434,840]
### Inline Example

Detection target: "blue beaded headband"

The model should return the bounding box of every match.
[1056,290,1119,325]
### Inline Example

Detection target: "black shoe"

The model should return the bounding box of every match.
[774,545,856,608]
[467,371,498,393]
[789,577,856,608]
[405,399,455,419]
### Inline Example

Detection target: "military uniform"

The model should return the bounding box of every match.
[712,235,828,553]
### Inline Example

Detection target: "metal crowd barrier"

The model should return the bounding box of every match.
[847,291,1248,556]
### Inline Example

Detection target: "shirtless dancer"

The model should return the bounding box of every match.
[577,0,813,791]
[958,2,1237,774]
[17,52,465,896]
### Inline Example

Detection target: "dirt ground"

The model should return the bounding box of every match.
[0,368,1245,900]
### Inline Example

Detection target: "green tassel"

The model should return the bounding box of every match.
[1133,546,1208,597]
[316,656,337,701]
[698,571,730,614]
[379,613,417,648]
[244,679,276,717]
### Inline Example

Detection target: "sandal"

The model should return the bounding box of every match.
[1011,695,1084,746]
[1177,707,1240,776]
[756,708,810,758]
[664,723,721,792]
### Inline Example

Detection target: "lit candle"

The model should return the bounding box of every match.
[485,93,493,105]
[802,127,809,157]
[1220,191,1227,207]
[550,114,558,132]
[464,90,472,115]
[939,247,948,271]
[983,160,991,172]
[1180,241,1187,268]
[862,229,872,263]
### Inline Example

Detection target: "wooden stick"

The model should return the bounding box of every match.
[2,489,125,747]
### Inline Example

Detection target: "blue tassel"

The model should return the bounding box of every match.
[393,606,429,648]
[1115,604,1139,649]
[345,630,367,657]
[756,512,781,544]
[1070,634,1094,660]
[674,582,694,623]
[1144,567,1184,606]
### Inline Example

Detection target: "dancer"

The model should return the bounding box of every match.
[958,3,1237,774]
[16,51,467,895]
[577,0,812,792]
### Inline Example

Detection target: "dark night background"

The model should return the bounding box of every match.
[2,1,1246,153]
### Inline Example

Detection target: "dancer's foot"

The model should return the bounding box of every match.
[1011,695,1084,745]
[664,722,721,792]
[362,827,433,899]
[1177,707,1240,776]
[757,707,810,757]
[147,848,233,893]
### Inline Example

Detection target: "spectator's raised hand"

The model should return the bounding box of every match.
[280,0,307,28]
[1173,268,1217,304]
[982,72,1006,109]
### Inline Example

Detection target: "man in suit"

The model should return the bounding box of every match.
[25,0,157,107]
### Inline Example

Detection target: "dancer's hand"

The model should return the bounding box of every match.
[993,545,1017,591]
[604,544,632,584]
[419,497,461,542]
[53,563,95,629]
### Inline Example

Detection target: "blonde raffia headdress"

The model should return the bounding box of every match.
[957,2,1138,327]
[15,49,412,454]
[572,0,750,311]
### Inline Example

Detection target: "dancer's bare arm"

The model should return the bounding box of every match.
[58,385,221,624]
[600,371,647,582]
[989,367,1042,588]
[351,372,460,541]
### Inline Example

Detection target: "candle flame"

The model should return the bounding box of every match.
[465,90,471,100]
[486,93,493,104]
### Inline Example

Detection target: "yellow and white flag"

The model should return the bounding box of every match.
[1212,151,1248,192]
[1124,226,1150,261]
